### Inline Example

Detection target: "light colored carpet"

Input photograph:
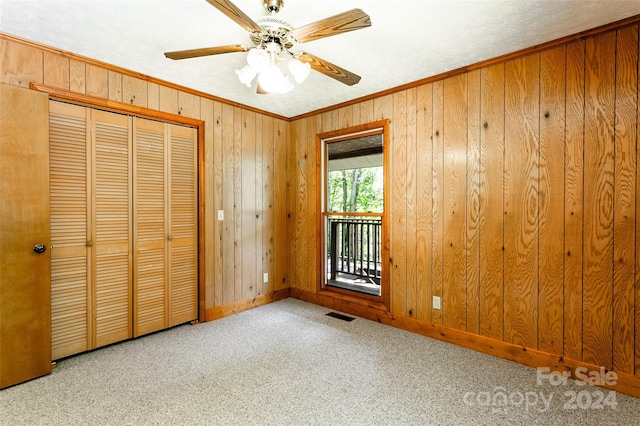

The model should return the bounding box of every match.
[1,298,639,425]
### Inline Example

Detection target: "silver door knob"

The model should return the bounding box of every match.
[33,244,46,254]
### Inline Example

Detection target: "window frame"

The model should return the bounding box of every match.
[316,119,390,310]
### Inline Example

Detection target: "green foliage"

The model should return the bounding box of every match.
[327,166,383,213]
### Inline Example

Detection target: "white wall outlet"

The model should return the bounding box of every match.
[263,273,269,283]
[217,210,224,221]
[433,296,441,310]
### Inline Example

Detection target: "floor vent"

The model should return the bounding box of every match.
[326,312,355,322]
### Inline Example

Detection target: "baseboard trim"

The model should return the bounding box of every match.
[205,289,291,322]
[290,288,640,399]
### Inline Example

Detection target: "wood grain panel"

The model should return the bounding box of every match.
[466,70,481,334]
[479,63,505,340]
[168,124,198,325]
[415,84,433,321]
[213,101,224,305]
[292,119,308,291]
[179,92,201,119]
[360,99,374,124]
[306,117,318,294]
[221,104,235,304]
[69,59,86,94]
[86,64,108,98]
[442,74,468,329]
[374,94,394,123]
[262,116,275,294]
[0,39,43,87]
[108,71,123,102]
[538,45,565,355]
[503,54,539,348]
[147,82,160,111]
[233,108,243,299]
[321,111,332,133]
[564,39,585,361]
[241,110,257,299]
[405,88,418,317]
[201,98,215,307]
[431,80,444,324]
[274,119,288,290]
[637,29,640,376]
[350,103,361,127]
[133,117,166,335]
[583,32,616,369]
[338,106,351,129]
[49,101,90,359]
[44,51,70,89]
[92,110,131,347]
[123,75,148,107]
[391,90,408,315]
[612,25,637,374]
[255,115,264,296]
[159,86,179,115]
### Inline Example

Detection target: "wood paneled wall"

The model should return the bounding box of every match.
[0,34,289,314]
[288,23,640,377]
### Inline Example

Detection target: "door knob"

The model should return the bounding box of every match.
[33,244,46,254]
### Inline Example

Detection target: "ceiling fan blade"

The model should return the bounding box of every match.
[165,44,247,60]
[205,0,262,33]
[291,9,371,43]
[297,52,361,86]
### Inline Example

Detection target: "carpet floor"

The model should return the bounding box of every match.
[1,298,639,425]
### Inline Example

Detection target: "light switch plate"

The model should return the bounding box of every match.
[433,296,441,310]
[263,273,269,283]
[217,210,224,221]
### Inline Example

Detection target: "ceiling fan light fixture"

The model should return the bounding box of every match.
[246,47,269,72]
[258,63,294,94]
[288,58,311,83]
[167,1,370,94]
[235,64,256,87]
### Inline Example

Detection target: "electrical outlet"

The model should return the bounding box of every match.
[433,296,441,310]
[217,210,224,221]
[263,273,269,283]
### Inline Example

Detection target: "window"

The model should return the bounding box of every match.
[319,120,389,305]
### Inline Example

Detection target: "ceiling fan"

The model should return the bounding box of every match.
[164,0,371,93]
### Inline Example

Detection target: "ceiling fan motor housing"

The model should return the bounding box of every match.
[263,0,284,13]
[251,16,296,49]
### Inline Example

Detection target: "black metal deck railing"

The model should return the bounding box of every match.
[328,217,382,285]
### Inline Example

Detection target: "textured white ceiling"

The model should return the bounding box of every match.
[2,0,640,118]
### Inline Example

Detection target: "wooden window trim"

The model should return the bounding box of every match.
[316,119,391,312]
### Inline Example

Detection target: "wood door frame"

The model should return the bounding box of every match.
[31,83,207,323]
[316,119,391,312]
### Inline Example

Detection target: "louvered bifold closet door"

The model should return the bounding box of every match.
[168,124,198,326]
[92,110,132,347]
[133,118,167,336]
[49,101,90,360]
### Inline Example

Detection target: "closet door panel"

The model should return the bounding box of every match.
[49,101,91,360]
[93,110,132,347]
[168,124,198,326]
[133,117,167,336]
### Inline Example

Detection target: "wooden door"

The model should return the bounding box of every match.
[167,123,198,326]
[133,117,167,336]
[49,104,132,356]
[49,101,91,359]
[133,118,197,333]
[92,110,132,347]
[0,84,52,388]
